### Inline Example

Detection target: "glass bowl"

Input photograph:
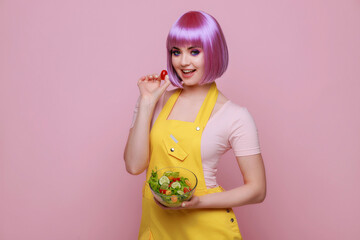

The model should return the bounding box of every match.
[148,167,198,207]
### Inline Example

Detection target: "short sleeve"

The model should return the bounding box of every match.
[228,108,261,156]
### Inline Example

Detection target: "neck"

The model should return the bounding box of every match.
[180,82,213,99]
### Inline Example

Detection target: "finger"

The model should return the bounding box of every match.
[154,76,170,96]
[160,75,171,91]
[151,73,159,82]
[181,200,193,208]
[137,76,146,85]
[182,196,199,208]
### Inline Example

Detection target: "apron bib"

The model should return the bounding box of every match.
[139,83,243,240]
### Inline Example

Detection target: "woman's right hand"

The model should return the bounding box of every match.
[137,72,171,105]
[124,72,171,175]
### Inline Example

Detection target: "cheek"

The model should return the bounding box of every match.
[194,60,205,70]
[171,57,178,67]
[194,55,205,69]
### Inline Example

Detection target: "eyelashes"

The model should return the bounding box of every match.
[191,50,200,56]
[171,49,201,56]
[171,50,181,56]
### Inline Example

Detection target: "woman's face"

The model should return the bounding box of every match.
[171,45,205,86]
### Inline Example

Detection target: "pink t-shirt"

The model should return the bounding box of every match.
[131,93,261,188]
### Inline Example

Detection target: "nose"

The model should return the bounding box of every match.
[180,52,190,67]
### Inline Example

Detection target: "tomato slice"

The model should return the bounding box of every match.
[171,195,178,203]
[183,188,189,193]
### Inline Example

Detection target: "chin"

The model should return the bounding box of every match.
[181,79,201,86]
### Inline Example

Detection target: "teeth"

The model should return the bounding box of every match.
[182,69,195,73]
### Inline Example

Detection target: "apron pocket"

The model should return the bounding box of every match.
[162,135,188,161]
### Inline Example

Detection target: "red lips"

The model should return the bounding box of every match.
[160,70,167,80]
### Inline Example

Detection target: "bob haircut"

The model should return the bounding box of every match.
[166,11,229,88]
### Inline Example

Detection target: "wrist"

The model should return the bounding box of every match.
[140,96,157,106]
[139,96,157,108]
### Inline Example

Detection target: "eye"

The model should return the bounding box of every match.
[191,49,200,56]
[171,50,180,56]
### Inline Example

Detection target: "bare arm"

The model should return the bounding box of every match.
[124,73,170,175]
[167,153,266,208]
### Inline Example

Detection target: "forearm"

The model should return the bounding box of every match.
[124,99,156,175]
[197,183,266,209]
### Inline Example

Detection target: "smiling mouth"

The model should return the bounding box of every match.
[182,69,196,74]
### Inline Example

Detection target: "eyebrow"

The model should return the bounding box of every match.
[172,46,201,50]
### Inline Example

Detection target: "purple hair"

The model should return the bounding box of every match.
[166,11,229,88]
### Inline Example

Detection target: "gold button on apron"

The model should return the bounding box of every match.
[196,126,200,131]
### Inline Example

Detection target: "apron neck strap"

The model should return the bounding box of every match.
[157,82,219,125]
[194,82,219,126]
[157,88,181,121]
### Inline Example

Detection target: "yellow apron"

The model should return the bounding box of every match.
[139,83,243,240]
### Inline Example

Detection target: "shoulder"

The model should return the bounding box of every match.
[163,88,180,103]
[217,91,246,116]
[213,91,255,124]
[222,100,256,125]
[155,88,180,111]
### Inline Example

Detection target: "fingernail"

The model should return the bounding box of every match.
[154,75,158,78]
[182,203,185,207]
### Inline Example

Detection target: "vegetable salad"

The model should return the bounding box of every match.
[148,169,193,205]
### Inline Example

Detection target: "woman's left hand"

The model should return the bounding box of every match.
[154,196,200,210]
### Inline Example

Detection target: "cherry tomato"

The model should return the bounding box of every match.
[160,70,167,80]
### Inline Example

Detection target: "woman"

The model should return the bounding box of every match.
[124,10,266,239]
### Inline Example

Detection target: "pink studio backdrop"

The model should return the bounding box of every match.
[1,0,359,239]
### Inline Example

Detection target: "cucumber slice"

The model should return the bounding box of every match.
[177,190,185,195]
[160,183,169,189]
[159,176,170,185]
[171,181,181,189]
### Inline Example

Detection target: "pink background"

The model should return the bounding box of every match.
[1,0,359,239]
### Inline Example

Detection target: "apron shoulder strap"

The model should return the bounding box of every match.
[195,82,219,127]
[156,89,182,121]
